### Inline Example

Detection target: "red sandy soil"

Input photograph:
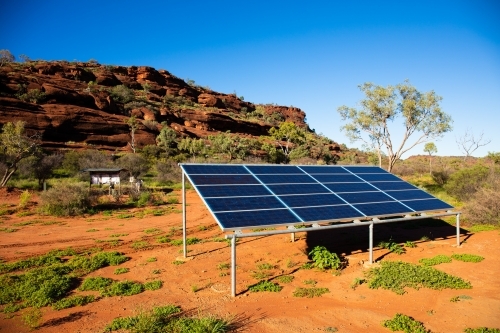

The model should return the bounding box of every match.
[0,188,499,333]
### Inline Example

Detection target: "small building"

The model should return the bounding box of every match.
[82,168,126,195]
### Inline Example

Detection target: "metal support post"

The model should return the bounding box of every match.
[369,223,374,264]
[456,213,461,247]
[182,172,187,258]
[291,232,295,242]
[231,236,236,297]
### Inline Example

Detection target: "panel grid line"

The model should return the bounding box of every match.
[243,165,305,223]
[296,165,367,217]
[340,166,417,213]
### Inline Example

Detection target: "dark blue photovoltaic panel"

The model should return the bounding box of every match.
[337,191,395,204]
[344,166,387,173]
[197,185,271,198]
[299,166,351,174]
[294,205,364,221]
[189,175,259,185]
[180,164,455,230]
[206,196,285,212]
[214,209,300,229]
[267,184,330,195]
[182,165,249,175]
[246,165,303,174]
[369,181,416,191]
[401,199,453,211]
[356,173,401,182]
[312,174,360,183]
[325,182,376,193]
[278,194,345,208]
[354,201,413,216]
[385,190,434,200]
[256,174,316,184]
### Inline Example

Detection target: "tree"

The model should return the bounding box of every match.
[0,50,15,67]
[178,137,205,161]
[125,116,139,153]
[268,121,306,163]
[423,142,437,174]
[208,131,251,161]
[116,153,149,178]
[338,80,452,172]
[156,126,178,157]
[456,129,491,161]
[19,154,63,190]
[0,121,40,187]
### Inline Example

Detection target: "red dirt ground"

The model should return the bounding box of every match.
[0,188,499,332]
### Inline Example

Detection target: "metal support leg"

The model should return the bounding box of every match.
[456,213,460,247]
[182,172,187,258]
[231,236,236,297]
[291,232,295,242]
[369,223,374,264]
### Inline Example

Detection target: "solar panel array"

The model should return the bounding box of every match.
[180,164,454,231]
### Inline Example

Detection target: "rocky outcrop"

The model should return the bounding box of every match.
[0,60,312,152]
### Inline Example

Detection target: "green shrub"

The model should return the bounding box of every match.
[18,190,32,209]
[53,295,95,310]
[136,192,152,207]
[309,246,344,270]
[464,328,500,333]
[419,255,452,266]
[451,254,484,263]
[144,280,163,291]
[277,275,294,283]
[110,85,135,104]
[79,277,113,291]
[21,307,43,330]
[378,239,406,255]
[17,88,46,104]
[365,261,472,295]
[382,313,430,333]
[248,280,282,292]
[444,165,493,201]
[101,281,144,297]
[103,305,230,333]
[114,267,129,275]
[463,174,500,225]
[293,287,329,298]
[39,182,91,216]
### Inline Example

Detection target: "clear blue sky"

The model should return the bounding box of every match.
[2,0,499,158]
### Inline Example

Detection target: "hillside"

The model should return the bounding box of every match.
[0,60,339,155]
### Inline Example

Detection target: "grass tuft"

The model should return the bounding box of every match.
[365,261,472,295]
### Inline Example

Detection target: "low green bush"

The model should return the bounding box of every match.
[53,295,95,310]
[418,255,452,266]
[309,246,344,270]
[365,261,472,295]
[39,182,91,216]
[382,313,430,333]
[451,254,484,263]
[293,287,329,298]
[248,280,282,292]
[103,304,230,333]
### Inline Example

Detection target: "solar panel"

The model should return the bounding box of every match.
[180,164,455,231]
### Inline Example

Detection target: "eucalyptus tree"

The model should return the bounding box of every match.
[423,142,437,174]
[338,80,452,172]
[0,121,40,187]
[268,121,306,163]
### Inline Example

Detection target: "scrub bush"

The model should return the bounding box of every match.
[39,182,91,216]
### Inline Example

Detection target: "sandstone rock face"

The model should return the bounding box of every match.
[0,61,314,152]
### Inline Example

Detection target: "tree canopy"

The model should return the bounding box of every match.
[0,121,40,187]
[338,80,452,172]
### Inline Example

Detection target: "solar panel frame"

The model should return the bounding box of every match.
[180,163,455,231]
